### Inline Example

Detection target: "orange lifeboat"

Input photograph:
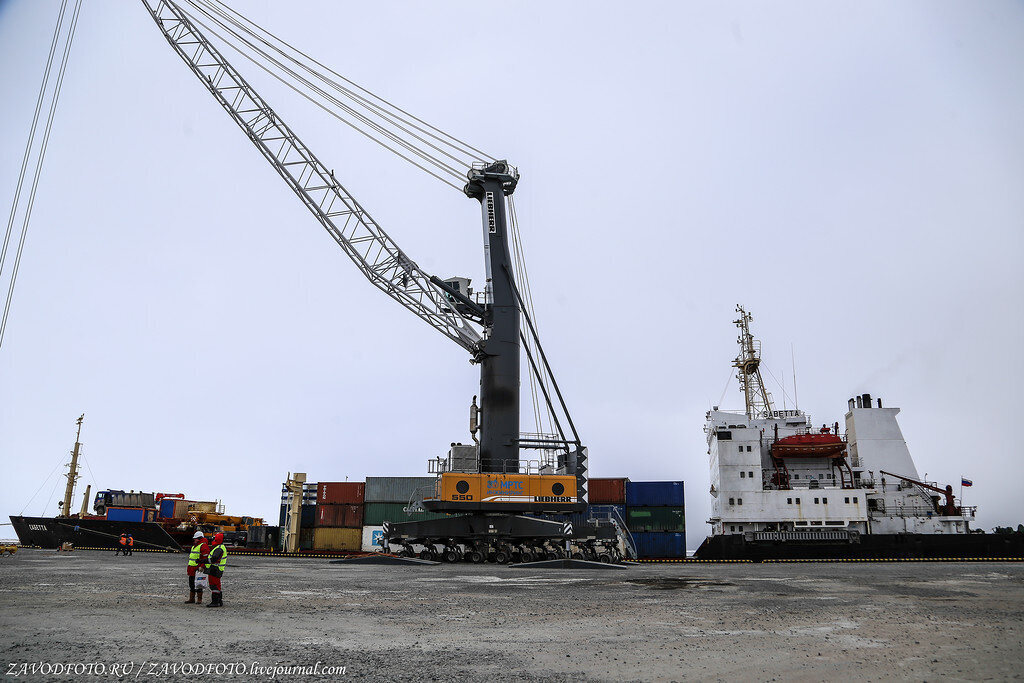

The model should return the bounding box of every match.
[771,433,847,459]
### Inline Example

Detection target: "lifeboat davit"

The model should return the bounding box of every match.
[771,433,847,459]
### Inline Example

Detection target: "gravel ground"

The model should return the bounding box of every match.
[1,549,1022,682]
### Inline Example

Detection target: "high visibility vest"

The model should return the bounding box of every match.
[128,537,134,546]
[188,542,204,567]
[210,545,228,572]
[119,537,126,546]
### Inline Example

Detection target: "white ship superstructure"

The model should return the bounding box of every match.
[705,307,975,541]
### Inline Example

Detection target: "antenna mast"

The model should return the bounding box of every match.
[732,306,774,419]
[59,413,84,518]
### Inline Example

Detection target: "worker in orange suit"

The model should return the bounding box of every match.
[185,531,210,604]
[206,532,228,608]
[116,533,127,556]
[126,534,134,556]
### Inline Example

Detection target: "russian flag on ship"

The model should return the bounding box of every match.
[961,477,973,487]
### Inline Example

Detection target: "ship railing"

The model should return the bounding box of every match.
[871,504,977,519]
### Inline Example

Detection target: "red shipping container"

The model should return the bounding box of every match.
[315,503,364,528]
[317,482,365,505]
[588,478,628,504]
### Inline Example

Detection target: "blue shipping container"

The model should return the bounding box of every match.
[277,503,316,528]
[625,481,685,507]
[631,531,686,558]
[159,499,177,519]
[106,507,146,523]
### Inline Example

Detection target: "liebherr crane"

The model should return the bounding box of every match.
[141,1,623,562]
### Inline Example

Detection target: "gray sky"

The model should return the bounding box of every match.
[2,1,1022,547]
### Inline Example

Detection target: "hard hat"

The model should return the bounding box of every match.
[213,532,224,544]
[193,531,205,539]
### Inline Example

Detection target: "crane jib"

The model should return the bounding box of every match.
[140,0,482,356]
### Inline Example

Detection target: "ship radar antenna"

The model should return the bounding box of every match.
[732,306,774,419]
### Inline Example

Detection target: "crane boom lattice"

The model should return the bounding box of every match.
[141,0,482,354]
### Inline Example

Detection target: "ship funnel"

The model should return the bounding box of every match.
[862,393,872,408]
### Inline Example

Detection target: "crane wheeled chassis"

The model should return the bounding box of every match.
[140,1,613,562]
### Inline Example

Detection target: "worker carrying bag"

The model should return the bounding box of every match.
[194,571,209,592]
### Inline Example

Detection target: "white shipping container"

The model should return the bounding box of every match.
[361,525,385,552]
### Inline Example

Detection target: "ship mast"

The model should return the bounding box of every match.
[59,414,84,518]
[732,306,774,419]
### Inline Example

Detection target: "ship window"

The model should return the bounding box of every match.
[793,474,800,480]
[748,471,754,478]
[810,520,823,526]
[814,497,819,504]
[787,498,792,504]
[729,498,735,505]
[818,473,824,479]
[730,525,735,532]
[746,445,752,452]
[718,430,732,440]
[738,526,743,532]
[737,498,743,505]
[795,498,801,504]
[854,497,858,503]
[845,497,850,504]
[740,471,745,478]
[822,497,828,504]
[738,445,743,453]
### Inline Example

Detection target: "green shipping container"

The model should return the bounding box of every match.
[362,502,452,526]
[626,506,685,532]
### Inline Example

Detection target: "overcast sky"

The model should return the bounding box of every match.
[2,1,1022,546]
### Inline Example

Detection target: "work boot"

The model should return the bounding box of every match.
[195,590,204,605]
[206,592,221,608]
[185,590,195,604]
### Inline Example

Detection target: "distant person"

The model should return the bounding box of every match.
[116,533,127,556]
[206,532,228,608]
[185,531,210,604]
[126,534,134,556]
[820,424,830,434]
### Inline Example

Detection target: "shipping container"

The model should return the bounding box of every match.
[588,478,628,504]
[632,531,687,558]
[102,491,156,509]
[361,525,385,552]
[299,528,314,551]
[106,507,147,523]
[158,499,177,519]
[625,481,685,507]
[626,506,685,532]
[362,502,451,526]
[312,527,361,551]
[278,503,315,528]
[364,477,437,503]
[317,482,365,505]
[315,503,364,528]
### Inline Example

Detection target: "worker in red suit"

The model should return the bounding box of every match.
[185,531,210,604]
[116,533,127,556]
[206,532,228,608]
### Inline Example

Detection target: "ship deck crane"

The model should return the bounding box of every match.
[140,1,622,562]
[880,470,959,516]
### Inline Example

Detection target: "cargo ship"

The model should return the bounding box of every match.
[10,416,271,551]
[695,307,1024,560]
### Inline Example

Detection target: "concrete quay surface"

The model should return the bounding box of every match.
[1,549,1021,681]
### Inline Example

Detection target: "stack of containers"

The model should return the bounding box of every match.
[625,481,686,558]
[361,477,447,551]
[313,482,365,551]
[279,482,318,550]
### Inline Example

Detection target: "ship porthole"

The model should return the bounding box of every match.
[552,482,565,496]
[456,480,470,494]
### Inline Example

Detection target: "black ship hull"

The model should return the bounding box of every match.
[10,516,183,552]
[695,533,1024,561]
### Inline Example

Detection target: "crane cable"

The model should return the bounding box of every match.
[507,196,557,441]
[194,0,492,166]
[179,0,490,189]
[0,0,83,351]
